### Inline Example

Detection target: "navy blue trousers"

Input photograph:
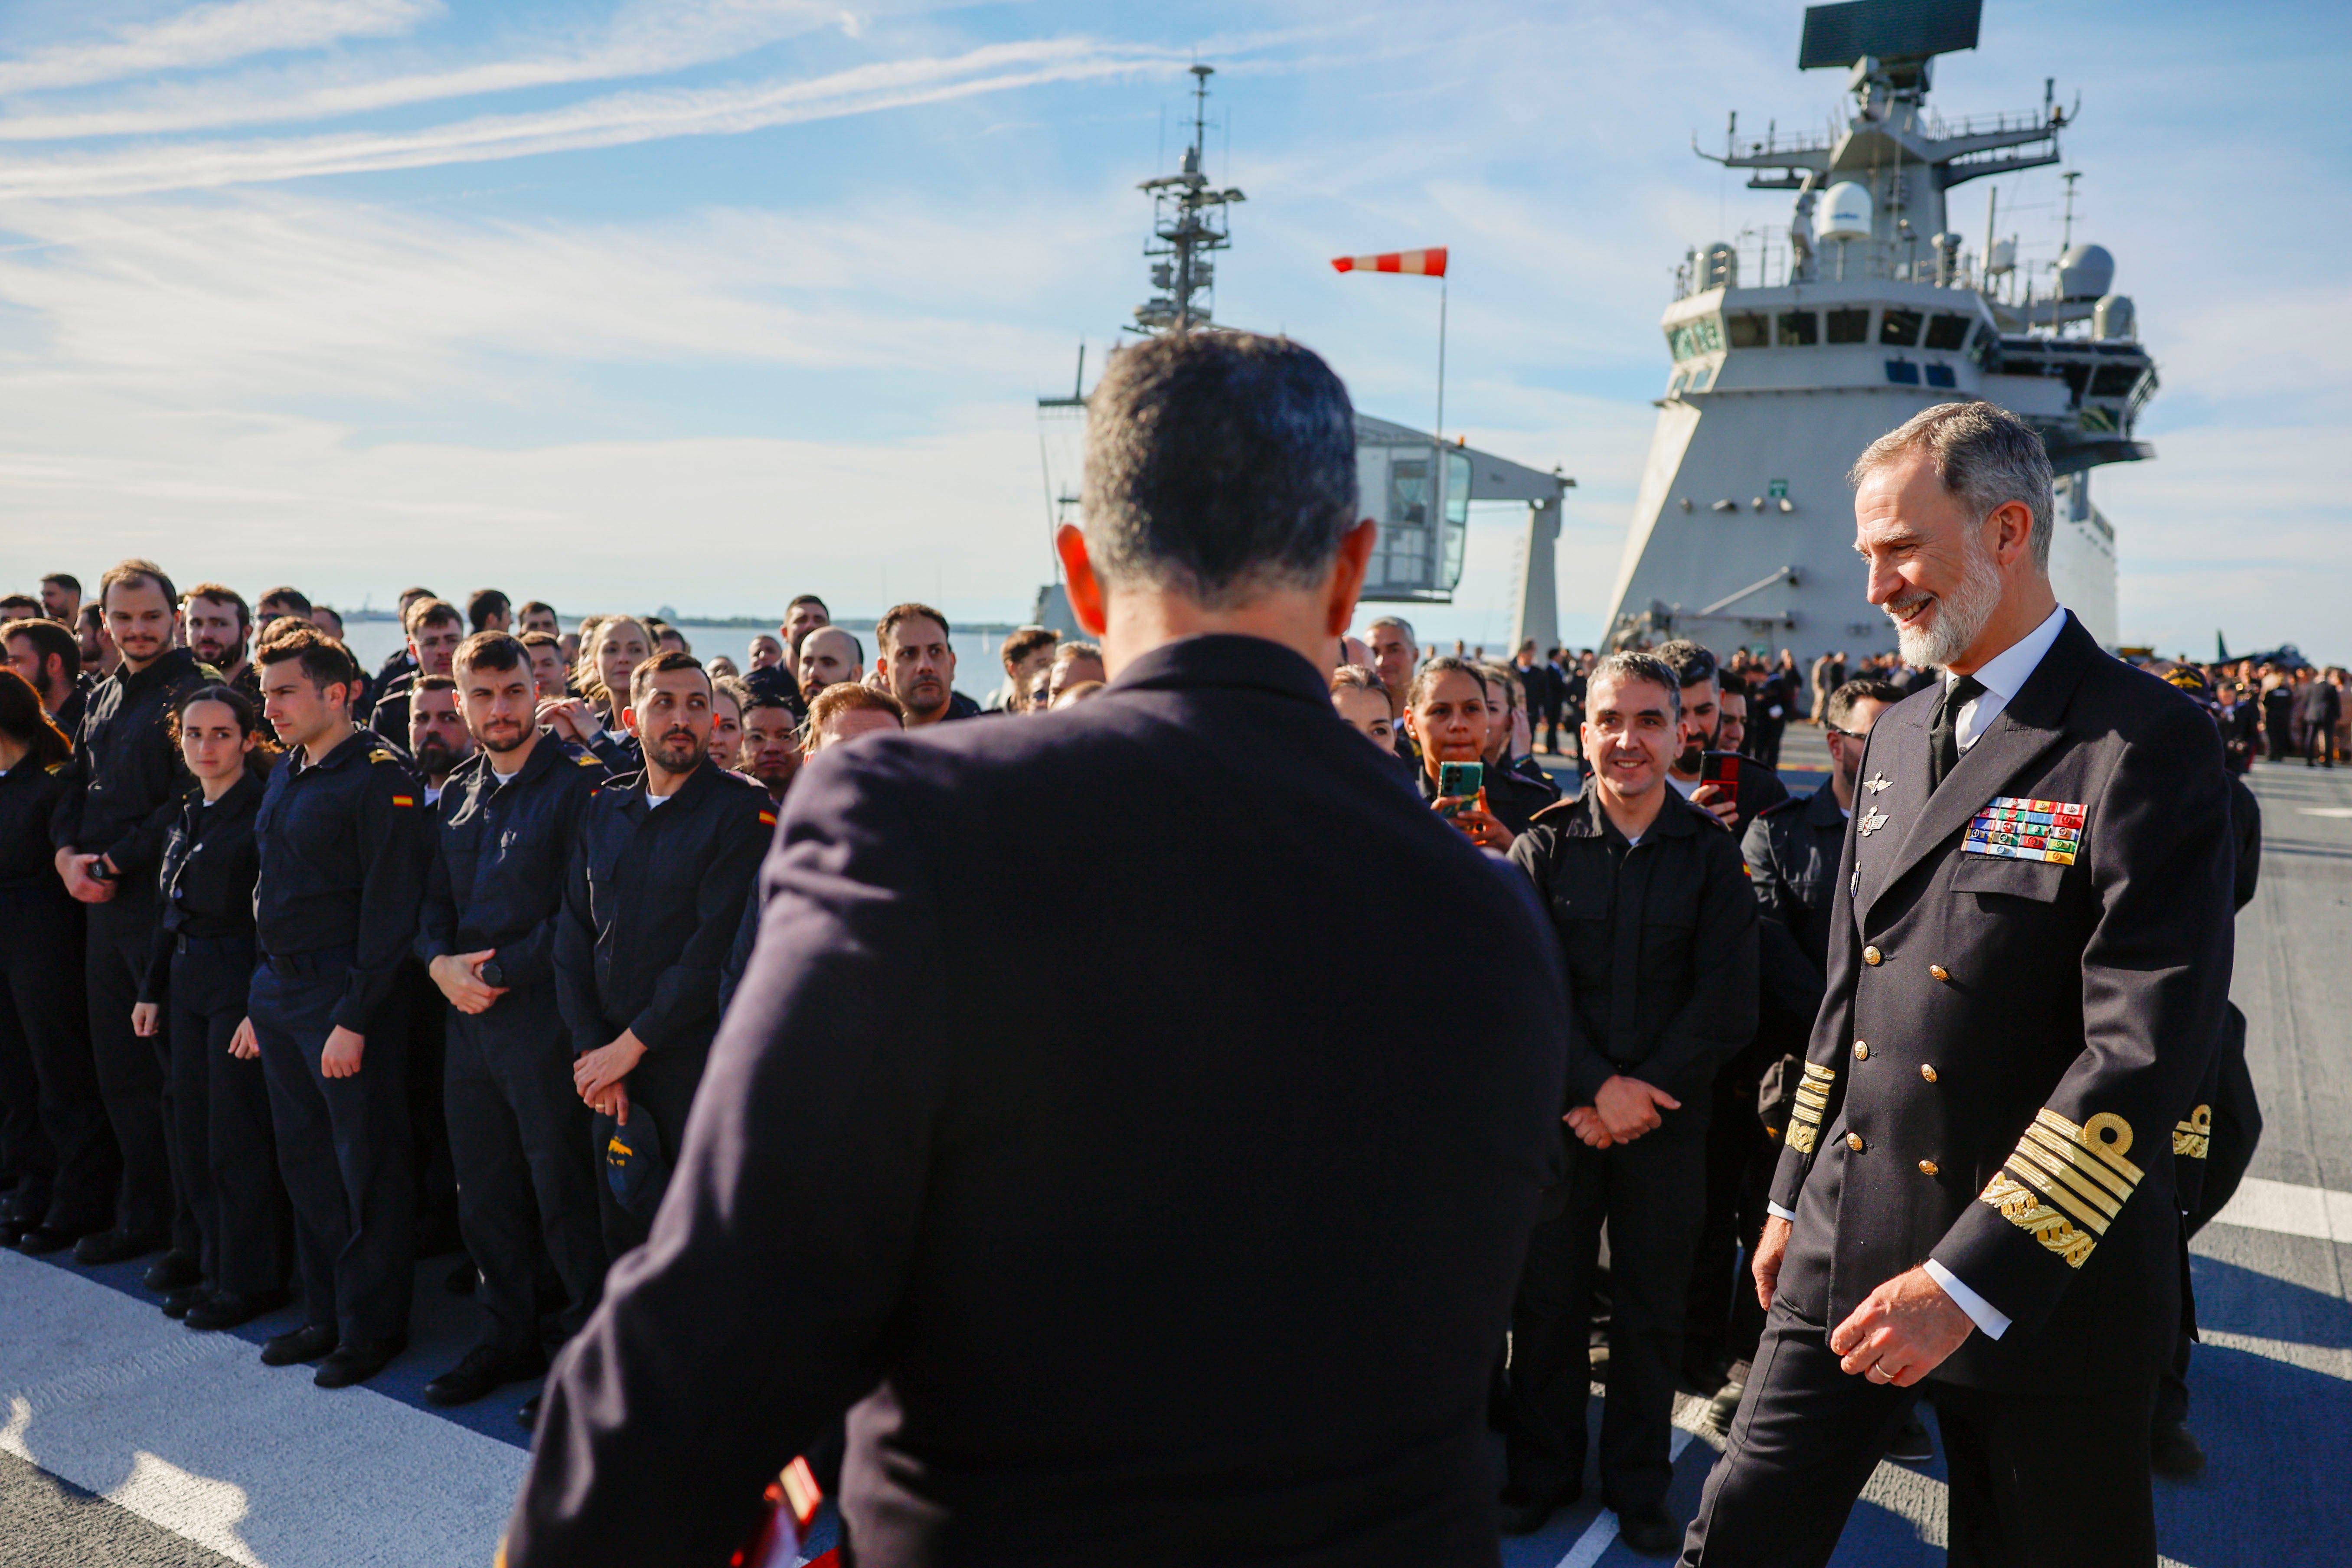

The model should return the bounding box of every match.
[249,962,415,1346]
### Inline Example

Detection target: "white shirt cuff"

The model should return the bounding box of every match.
[1767,1202,1797,1223]
[1923,1259,2011,1340]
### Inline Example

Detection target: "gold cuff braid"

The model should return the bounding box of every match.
[1978,1109,2142,1269]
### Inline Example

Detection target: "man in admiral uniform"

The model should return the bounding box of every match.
[1680,401,2236,1568]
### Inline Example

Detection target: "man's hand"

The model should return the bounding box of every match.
[56,849,116,903]
[229,1017,259,1061]
[320,1026,366,1078]
[131,1002,160,1038]
[1828,1265,1976,1387]
[1564,1106,1614,1149]
[588,1081,630,1127]
[574,1029,648,1103]
[1688,782,1738,830]
[1594,1073,1680,1143]
[536,697,599,744]
[1437,797,1514,852]
[429,949,508,1014]
[1752,1214,1792,1310]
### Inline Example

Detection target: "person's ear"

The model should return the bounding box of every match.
[1323,518,1379,637]
[1055,524,1110,637]
[1987,500,2035,570]
[620,704,637,735]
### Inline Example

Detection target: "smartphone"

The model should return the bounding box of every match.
[1436,761,1483,817]
[1701,751,1740,807]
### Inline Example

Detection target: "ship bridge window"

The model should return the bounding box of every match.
[1924,313,1973,351]
[1727,311,1770,349]
[1925,364,1957,389]
[2089,364,2143,396]
[1879,309,1924,347]
[1776,310,1818,346]
[1666,318,1723,361]
[1826,307,1871,344]
[1664,316,1725,360]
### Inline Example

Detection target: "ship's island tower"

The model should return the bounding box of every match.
[1602,0,2157,657]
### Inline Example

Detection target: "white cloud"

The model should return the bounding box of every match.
[0,36,1183,199]
[0,0,875,143]
[0,0,438,96]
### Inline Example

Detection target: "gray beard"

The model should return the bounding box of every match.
[1891,542,2003,670]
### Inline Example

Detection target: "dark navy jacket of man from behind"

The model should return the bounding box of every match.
[508,634,1573,1568]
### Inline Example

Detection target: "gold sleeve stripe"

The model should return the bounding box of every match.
[1803,1064,1837,1083]
[2020,1124,2136,1202]
[2000,1163,2111,1236]
[2174,1105,2212,1160]
[1787,1122,1817,1154]
[2006,1143,2121,1224]
[1980,1173,2098,1268]
[1793,1087,1830,1110]
[2034,1107,2143,1185]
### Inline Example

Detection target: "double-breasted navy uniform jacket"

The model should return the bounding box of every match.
[1772,613,2235,1395]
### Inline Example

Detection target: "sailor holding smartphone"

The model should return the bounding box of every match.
[1404,655,1531,849]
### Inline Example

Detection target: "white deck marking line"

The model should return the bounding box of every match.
[0,1249,527,1568]
[2295,807,2352,818]
[1552,1419,1703,1568]
[2208,1175,2352,1243]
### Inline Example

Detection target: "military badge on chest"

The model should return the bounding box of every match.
[1963,797,2084,865]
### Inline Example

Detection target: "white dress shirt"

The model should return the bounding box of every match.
[1764,605,2072,1341]
[1950,603,2068,751]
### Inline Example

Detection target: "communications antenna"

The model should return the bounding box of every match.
[1128,64,1246,334]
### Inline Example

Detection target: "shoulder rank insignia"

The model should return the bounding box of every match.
[575,753,601,767]
[1864,771,1892,793]
[1962,796,2083,865]
[1857,808,1888,837]
[1978,1108,2141,1269]
[368,747,399,764]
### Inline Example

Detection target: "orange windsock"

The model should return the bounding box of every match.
[1330,247,1447,277]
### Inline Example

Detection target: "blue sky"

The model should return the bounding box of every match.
[0,0,2345,660]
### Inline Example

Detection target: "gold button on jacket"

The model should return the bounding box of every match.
[1930,964,1950,982]
[1919,1064,1938,1083]
[1853,1041,1869,1061]
[1918,1159,1940,1176]
[1863,945,1883,966]
[1847,1133,1865,1153]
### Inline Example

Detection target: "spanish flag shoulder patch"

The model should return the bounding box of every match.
[758,809,777,827]
[390,794,416,808]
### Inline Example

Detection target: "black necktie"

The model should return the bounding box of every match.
[1928,674,1986,790]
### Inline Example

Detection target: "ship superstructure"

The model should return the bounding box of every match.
[1602,0,2156,656]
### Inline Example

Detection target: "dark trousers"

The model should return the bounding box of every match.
[1682,1302,2158,1567]
[596,1042,709,1259]
[2159,1039,2263,1428]
[446,996,607,1353]
[2303,718,2338,765]
[1685,1056,1776,1381]
[405,967,458,1249]
[250,961,415,1346]
[0,892,114,1232]
[86,893,177,1239]
[2264,717,2290,761]
[166,937,291,1295]
[1504,1115,1709,1514]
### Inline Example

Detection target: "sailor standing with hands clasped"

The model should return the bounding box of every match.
[1680,401,2237,1568]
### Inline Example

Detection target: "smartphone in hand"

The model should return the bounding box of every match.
[1701,751,1740,808]
[1436,761,1483,817]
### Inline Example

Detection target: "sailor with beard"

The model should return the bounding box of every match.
[418,633,611,1425]
[553,650,772,1261]
[1681,402,2237,1568]
[180,585,257,700]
